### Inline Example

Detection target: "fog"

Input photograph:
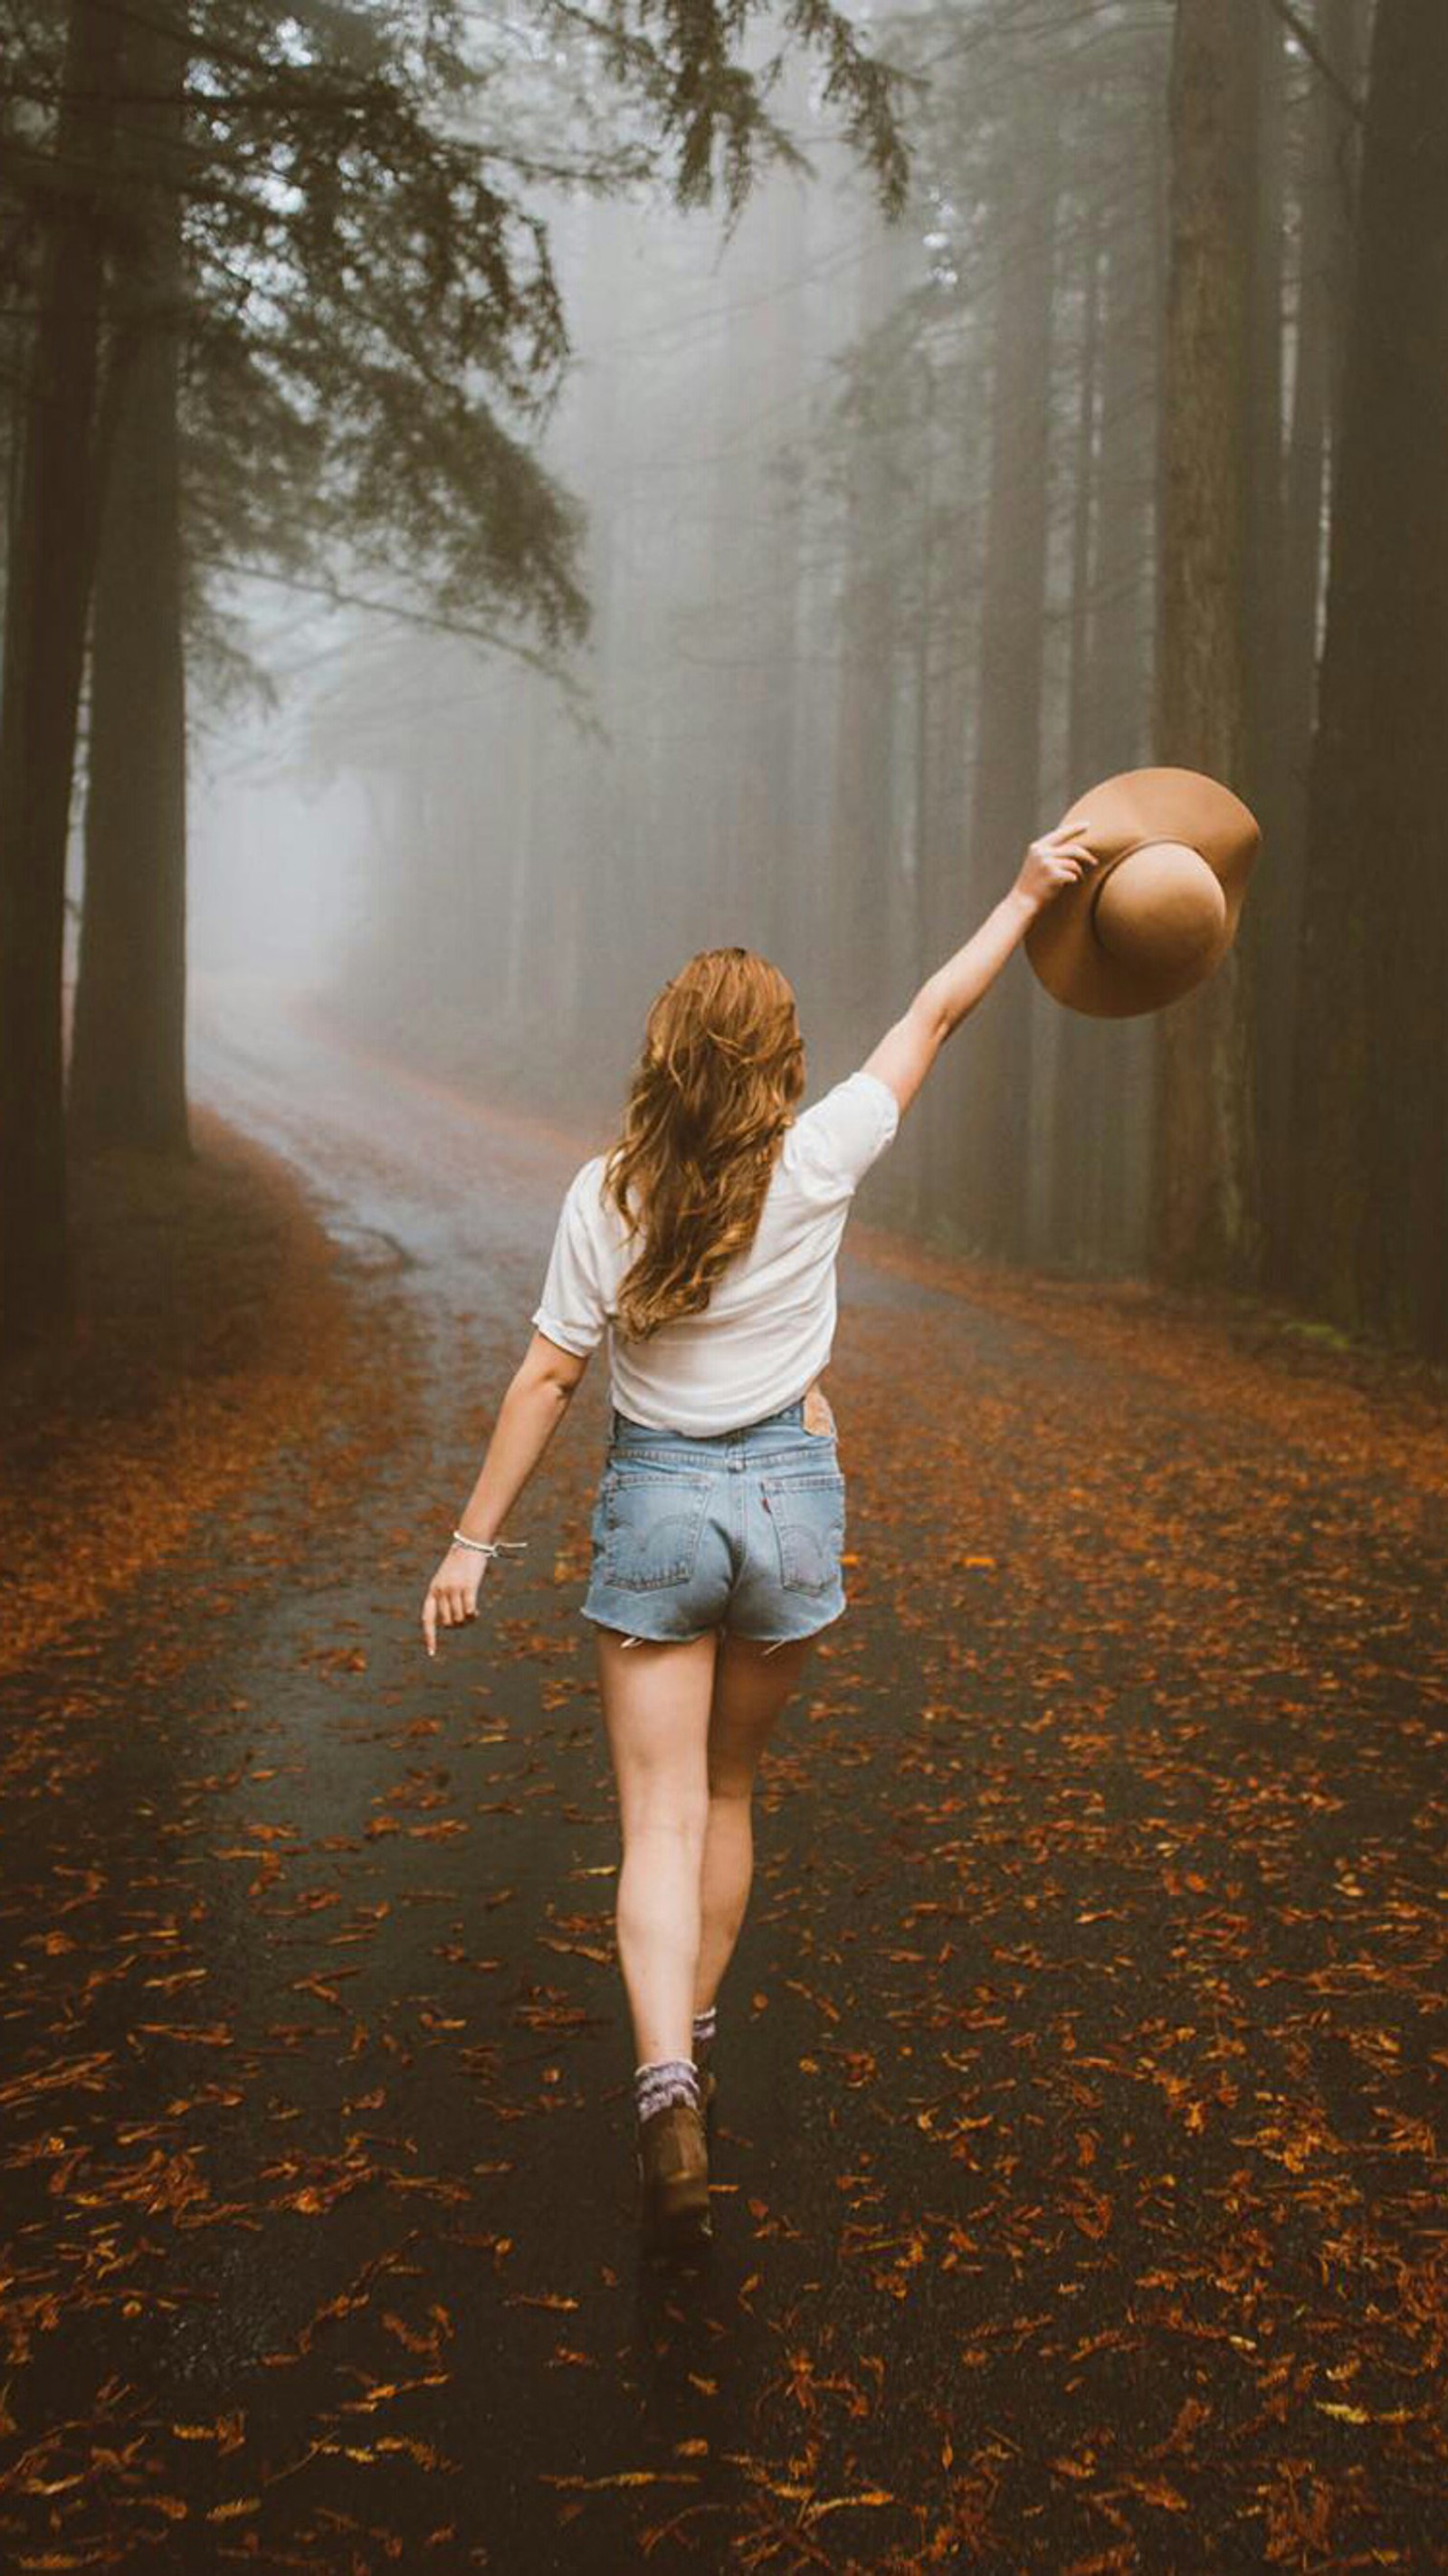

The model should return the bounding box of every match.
[191,123,927,1074]
[185,15,1171,1273]
[27,0,1434,1353]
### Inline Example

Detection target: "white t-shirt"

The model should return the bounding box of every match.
[530,1067,900,1434]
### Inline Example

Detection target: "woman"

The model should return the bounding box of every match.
[421,817,1098,2254]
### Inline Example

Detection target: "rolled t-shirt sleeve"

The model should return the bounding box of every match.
[791,1068,900,1197]
[531,1164,609,1357]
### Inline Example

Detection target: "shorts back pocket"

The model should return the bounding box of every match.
[760,1470,846,1594]
[595,1466,714,1592]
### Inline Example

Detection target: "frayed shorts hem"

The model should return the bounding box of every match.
[579,1601,847,1655]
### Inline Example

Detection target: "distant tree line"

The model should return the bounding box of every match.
[3,0,1443,1367]
[334,0,1445,1360]
[0,0,907,1356]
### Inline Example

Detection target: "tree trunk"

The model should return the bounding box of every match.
[69,2,191,1159]
[825,215,906,1074]
[1288,0,1448,1354]
[750,167,808,972]
[0,0,123,1354]
[1094,184,1158,1272]
[1235,2,1289,1212]
[1242,1,1289,840]
[913,297,985,1246]
[962,93,1057,1263]
[1261,0,1361,1290]
[1149,0,1262,1288]
[1050,213,1104,1264]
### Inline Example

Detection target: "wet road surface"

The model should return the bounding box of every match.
[2,970,1445,2570]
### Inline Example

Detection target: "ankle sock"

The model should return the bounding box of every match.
[691,2006,717,2066]
[634,2056,700,2127]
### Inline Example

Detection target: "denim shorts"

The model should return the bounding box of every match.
[579,1396,848,1652]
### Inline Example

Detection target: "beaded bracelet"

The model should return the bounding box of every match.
[451,1532,529,1560]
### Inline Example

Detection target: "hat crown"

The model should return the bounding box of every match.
[1024,767,1260,1019]
[1093,840,1226,979]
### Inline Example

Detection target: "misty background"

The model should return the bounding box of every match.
[7,0,1443,1360]
[185,18,1175,1275]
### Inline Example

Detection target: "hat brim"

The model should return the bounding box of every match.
[1024,767,1261,1017]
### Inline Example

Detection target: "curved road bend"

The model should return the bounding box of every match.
[0,967,1443,2570]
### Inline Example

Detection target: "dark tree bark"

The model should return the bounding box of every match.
[0,0,123,1355]
[69,3,192,1160]
[1149,0,1262,1288]
[1289,0,1448,1354]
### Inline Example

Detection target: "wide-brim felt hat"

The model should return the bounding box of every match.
[1024,766,1261,1018]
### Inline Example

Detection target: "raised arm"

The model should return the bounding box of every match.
[861,818,1100,1119]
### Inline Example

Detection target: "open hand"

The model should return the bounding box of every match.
[1015,818,1100,914]
[422,1541,489,1658]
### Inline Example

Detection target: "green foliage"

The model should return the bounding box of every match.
[563,0,910,221]
[0,0,910,667]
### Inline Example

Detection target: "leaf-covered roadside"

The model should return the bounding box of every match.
[0,1103,418,1684]
[0,1028,1444,2570]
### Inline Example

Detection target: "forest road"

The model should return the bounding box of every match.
[1,967,1443,2571]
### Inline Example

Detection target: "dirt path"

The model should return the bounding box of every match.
[2,969,1443,2571]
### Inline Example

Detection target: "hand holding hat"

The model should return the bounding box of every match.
[1023,767,1261,1018]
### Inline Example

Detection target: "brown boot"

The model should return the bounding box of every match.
[697,2064,717,2132]
[636,2099,711,2252]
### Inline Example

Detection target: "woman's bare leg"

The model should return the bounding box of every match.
[695,1631,815,2012]
[594,1625,719,2066]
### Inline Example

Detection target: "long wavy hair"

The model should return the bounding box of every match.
[603,947,805,1340]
